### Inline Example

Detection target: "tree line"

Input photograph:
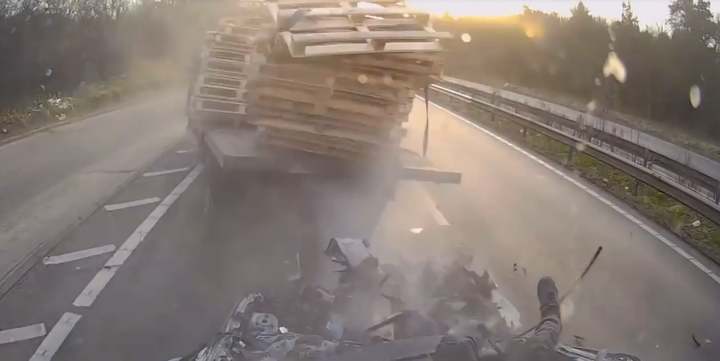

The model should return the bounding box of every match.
[0,0,234,109]
[435,0,720,138]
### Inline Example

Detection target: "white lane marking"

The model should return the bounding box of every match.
[74,165,203,307]
[0,324,46,345]
[29,313,81,361]
[43,245,116,265]
[176,149,193,154]
[142,167,191,177]
[409,183,449,226]
[426,100,720,285]
[104,197,161,211]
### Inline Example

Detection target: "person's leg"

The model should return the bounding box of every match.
[522,276,562,360]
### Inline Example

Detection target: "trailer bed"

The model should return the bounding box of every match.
[202,127,461,184]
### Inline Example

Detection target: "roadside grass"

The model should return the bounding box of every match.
[435,94,720,265]
[0,59,183,139]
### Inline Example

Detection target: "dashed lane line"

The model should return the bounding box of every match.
[103,197,161,211]
[29,313,81,361]
[0,324,46,345]
[142,167,190,177]
[73,165,203,307]
[424,99,720,285]
[42,245,116,265]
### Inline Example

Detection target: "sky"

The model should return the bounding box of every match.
[408,0,720,28]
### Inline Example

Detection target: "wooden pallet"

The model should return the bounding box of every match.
[201,57,258,76]
[248,95,407,126]
[250,76,404,109]
[219,24,263,36]
[191,96,247,115]
[287,17,425,32]
[195,84,248,101]
[204,47,258,63]
[248,105,398,134]
[256,62,420,92]
[278,30,448,57]
[198,73,248,89]
[248,84,411,119]
[273,7,430,27]
[206,31,258,47]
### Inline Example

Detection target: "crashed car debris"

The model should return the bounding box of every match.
[175,238,641,361]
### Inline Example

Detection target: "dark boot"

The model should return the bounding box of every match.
[537,276,560,318]
[531,276,562,354]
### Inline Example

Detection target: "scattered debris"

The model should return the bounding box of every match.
[693,334,701,348]
[705,338,712,345]
[56,114,67,121]
[692,220,701,227]
[1,128,7,134]
[602,178,609,183]
[513,263,518,272]
[410,228,423,234]
[574,335,586,347]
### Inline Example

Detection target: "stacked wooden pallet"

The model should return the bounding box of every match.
[249,0,451,161]
[192,0,451,162]
[188,2,270,125]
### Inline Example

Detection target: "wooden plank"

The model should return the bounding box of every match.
[278,7,428,20]
[282,34,444,57]
[274,0,399,6]
[195,84,248,101]
[192,96,247,115]
[220,24,262,36]
[289,18,422,32]
[250,86,410,117]
[204,48,255,62]
[248,105,397,133]
[248,95,407,125]
[202,58,257,75]
[206,31,257,46]
[198,74,248,89]
[289,30,452,44]
[251,75,405,105]
[344,53,443,74]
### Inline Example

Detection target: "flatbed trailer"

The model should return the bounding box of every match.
[189,120,461,281]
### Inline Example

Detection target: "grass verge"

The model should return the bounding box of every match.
[0,59,184,141]
[432,93,720,265]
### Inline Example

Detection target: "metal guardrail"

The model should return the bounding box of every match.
[429,83,720,226]
[436,79,720,204]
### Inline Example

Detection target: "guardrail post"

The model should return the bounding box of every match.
[565,147,575,168]
[714,182,720,204]
[522,126,528,139]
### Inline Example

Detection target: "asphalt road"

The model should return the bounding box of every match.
[0,97,719,361]
[0,91,187,292]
